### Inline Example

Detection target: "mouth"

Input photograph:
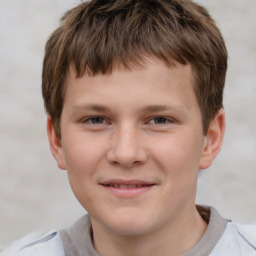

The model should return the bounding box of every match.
[104,184,153,188]
[100,180,155,197]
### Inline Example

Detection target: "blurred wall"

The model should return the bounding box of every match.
[0,0,255,246]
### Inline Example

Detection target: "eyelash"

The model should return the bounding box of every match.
[147,116,174,125]
[81,116,174,125]
[82,116,108,124]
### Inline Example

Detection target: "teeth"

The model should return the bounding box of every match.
[108,184,147,188]
[128,185,136,188]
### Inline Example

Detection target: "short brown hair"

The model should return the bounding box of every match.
[42,0,227,137]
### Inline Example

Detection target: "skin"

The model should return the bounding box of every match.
[48,58,225,256]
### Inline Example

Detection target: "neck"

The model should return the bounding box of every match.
[91,205,207,256]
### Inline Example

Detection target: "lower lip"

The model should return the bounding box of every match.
[102,185,154,198]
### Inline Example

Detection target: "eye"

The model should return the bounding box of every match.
[83,116,107,124]
[148,117,171,124]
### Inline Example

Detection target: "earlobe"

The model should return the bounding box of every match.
[199,109,225,169]
[47,116,66,170]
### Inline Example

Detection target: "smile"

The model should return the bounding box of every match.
[100,180,155,197]
[105,184,152,188]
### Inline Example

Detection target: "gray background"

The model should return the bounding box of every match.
[0,0,256,246]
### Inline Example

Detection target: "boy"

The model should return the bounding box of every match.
[2,0,256,255]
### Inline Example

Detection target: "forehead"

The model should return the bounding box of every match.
[66,57,194,89]
[62,58,200,119]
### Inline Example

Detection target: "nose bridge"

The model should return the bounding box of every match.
[107,122,147,167]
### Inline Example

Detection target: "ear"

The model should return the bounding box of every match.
[47,116,66,170]
[199,109,225,169]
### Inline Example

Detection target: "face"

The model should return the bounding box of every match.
[48,58,222,237]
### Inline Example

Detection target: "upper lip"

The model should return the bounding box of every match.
[100,179,155,186]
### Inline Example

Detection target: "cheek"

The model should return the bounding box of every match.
[63,139,104,211]
[154,134,202,170]
[62,134,108,201]
[152,138,200,210]
[63,134,106,174]
[152,133,203,193]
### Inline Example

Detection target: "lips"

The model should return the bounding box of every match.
[100,180,155,197]
[101,179,154,188]
[106,184,150,188]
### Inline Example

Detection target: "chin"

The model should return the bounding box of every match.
[111,222,151,236]
[104,211,155,236]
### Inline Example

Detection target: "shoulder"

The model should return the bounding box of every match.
[211,222,256,256]
[233,222,256,247]
[0,231,64,256]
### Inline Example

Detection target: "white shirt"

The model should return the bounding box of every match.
[1,207,256,256]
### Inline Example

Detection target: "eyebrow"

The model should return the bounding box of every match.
[71,104,185,114]
[71,104,111,113]
[138,105,183,112]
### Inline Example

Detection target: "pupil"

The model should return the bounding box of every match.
[154,117,166,124]
[92,117,103,124]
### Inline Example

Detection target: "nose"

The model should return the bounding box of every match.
[106,124,148,168]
